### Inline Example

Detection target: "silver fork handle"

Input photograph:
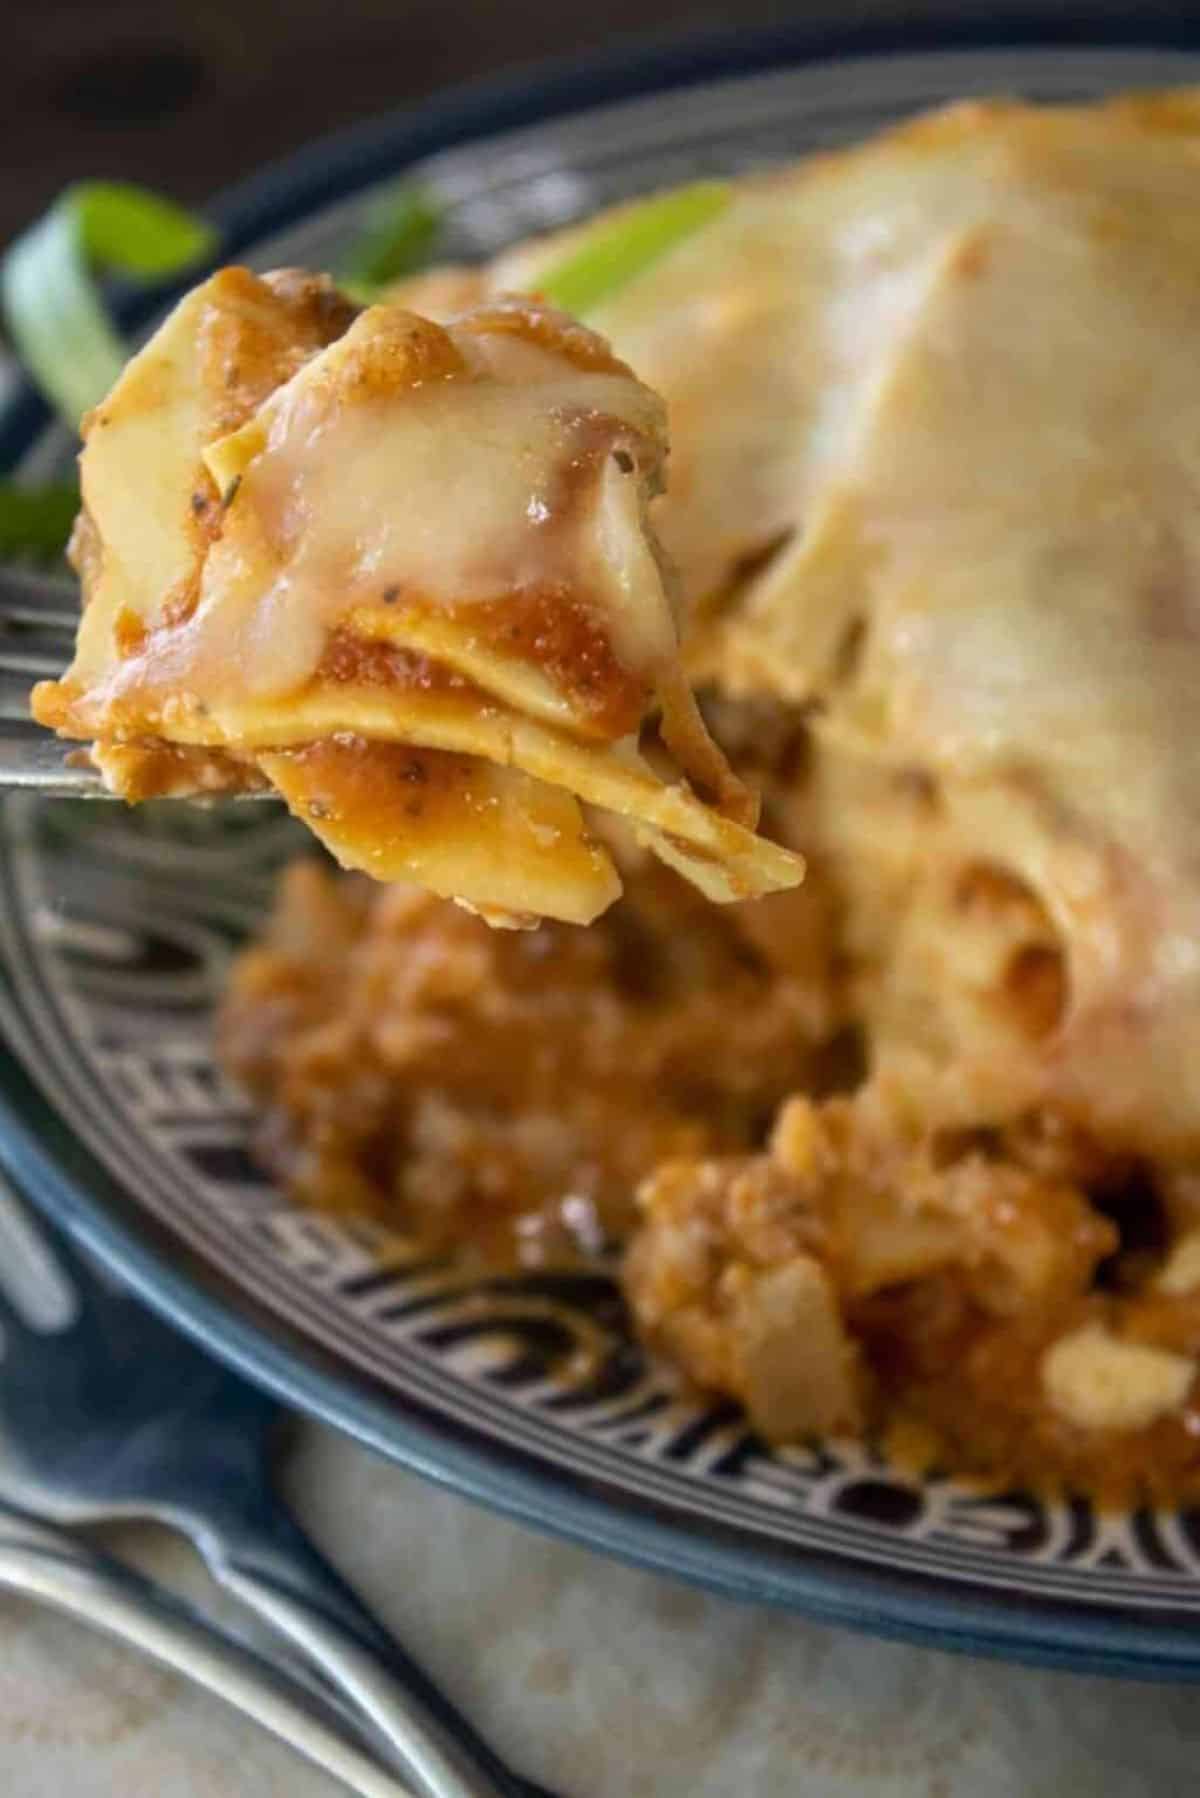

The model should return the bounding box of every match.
[167,1489,522,1798]
[0,1510,415,1798]
[214,1558,514,1798]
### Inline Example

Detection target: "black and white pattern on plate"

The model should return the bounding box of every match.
[7,44,1200,1616]
[7,789,1200,1609]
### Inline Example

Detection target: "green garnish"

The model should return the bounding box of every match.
[1,181,217,428]
[342,183,442,296]
[0,478,79,563]
[537,180,732,316]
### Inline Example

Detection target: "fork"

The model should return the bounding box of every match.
[0,566,103,795]
[0,1498,419,1796]
[0,1162,549,1798]
[0,566,274,798]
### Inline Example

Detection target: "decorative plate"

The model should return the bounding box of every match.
[5,26,1200,1678]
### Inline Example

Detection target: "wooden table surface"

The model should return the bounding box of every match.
[4,0,1184,246]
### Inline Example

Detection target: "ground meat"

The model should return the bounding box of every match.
[625,1080,1200,1503]
[217,858,826,1267]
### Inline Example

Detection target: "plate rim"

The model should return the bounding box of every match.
[6,15,1200,1678]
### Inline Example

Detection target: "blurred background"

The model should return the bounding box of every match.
[4,0,1191,243]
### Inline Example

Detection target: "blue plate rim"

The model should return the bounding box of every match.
[4,15,1200,1679]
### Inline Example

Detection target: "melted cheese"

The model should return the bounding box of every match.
[482,91,1200,1156]
[33,278,801,925]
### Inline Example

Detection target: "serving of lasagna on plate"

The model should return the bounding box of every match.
[35,87,1200,1506]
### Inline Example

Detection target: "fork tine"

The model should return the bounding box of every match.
[0,573,107,793]
[0,603,78,633]
[0,599,73,716]
[0,677,39,722]
[0,576,280,798]
[0,658,67,688]
[0,636,73,674]
[0,565,77,728]
[0,565,79,641]
[0,732,104,796]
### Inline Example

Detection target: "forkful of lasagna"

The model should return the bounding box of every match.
[31,267,802,926]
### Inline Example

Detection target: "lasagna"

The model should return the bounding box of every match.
[33,277,800,925]
[58,88,1200,1502]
